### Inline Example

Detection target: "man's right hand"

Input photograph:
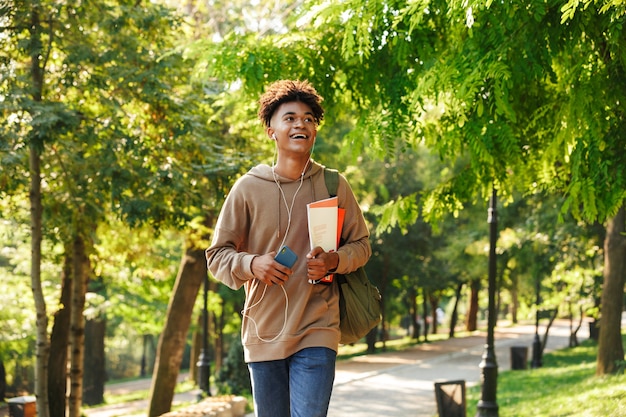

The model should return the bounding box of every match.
[251,252,293,286]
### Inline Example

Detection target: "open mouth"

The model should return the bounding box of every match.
[291,134,308,140]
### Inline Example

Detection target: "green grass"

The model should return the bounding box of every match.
[81,377,196,407]
[101,388,150,405]
[466,335,626,417]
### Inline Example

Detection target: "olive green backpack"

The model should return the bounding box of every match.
[323,168,382,344]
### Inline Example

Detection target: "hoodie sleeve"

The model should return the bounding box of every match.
[334,173,372,274]
[205,178,257,290]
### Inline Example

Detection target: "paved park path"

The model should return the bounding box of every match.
[327,319,590,417]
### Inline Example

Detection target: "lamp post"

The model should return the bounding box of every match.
[197,273,211,397]
[476,187,499,417]
[531,277,543,368]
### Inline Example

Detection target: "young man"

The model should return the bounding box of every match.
[206,80,371,417]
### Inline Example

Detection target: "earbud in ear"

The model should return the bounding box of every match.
[272,133,277,140]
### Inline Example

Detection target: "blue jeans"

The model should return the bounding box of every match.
[248,347,337,417]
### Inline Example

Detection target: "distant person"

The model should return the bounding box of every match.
[437,308,445,326]
[206,79,371,417]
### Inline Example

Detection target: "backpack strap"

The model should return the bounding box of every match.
[323,167,339,197]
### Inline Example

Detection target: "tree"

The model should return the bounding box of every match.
[82,318,106,406]
[2,1,237,415]
[598,206,626,373]
[148,247,206,417]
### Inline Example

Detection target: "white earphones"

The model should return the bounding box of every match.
[272,133,277,140]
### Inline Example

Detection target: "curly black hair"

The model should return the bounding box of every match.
[258,80,325,128]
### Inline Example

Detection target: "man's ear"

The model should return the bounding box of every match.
[266,128,276,140]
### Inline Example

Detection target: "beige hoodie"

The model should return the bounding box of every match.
[206,160,371,362]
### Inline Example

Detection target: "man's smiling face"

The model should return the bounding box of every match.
[269,101,317,155]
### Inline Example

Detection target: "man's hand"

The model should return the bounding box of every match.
[306,246,339,281]
[251,252,293,286]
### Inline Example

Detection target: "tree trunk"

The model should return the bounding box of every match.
[147,335,156,376]
[213,311,224,372]
[540,307,558,354]
[69,232,90,417]
[409,287,420,340]
[31,141,50,417]
[29,5,50,416]
[48,247,73,417]
[569,304,583,348]
[140,334,157,378]
[83,318,106,406]
[29,113,50,417]
[510,271,519,324]
[189,314,202,385]
[30,114,50,417]
[148,247,206,417]
[379,253,390,350]
[597,205,626,375]
[422,289,429,342]
[211,280,223,371]
[429,293,439,334]
[466,279,480,332]
[0,360,6,401]
[449,282,463,339]
[141,335,149,378]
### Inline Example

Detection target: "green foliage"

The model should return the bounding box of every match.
[7,0,626,230]
[215,336,251,396]
[561,0,626,22]
[373,194,419,236]
[92,222,182,335]
[1,0,247,235]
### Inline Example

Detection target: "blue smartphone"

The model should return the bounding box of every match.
[275,245,298,268]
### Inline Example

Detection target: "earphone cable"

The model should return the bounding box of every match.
[241,157,309,342]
